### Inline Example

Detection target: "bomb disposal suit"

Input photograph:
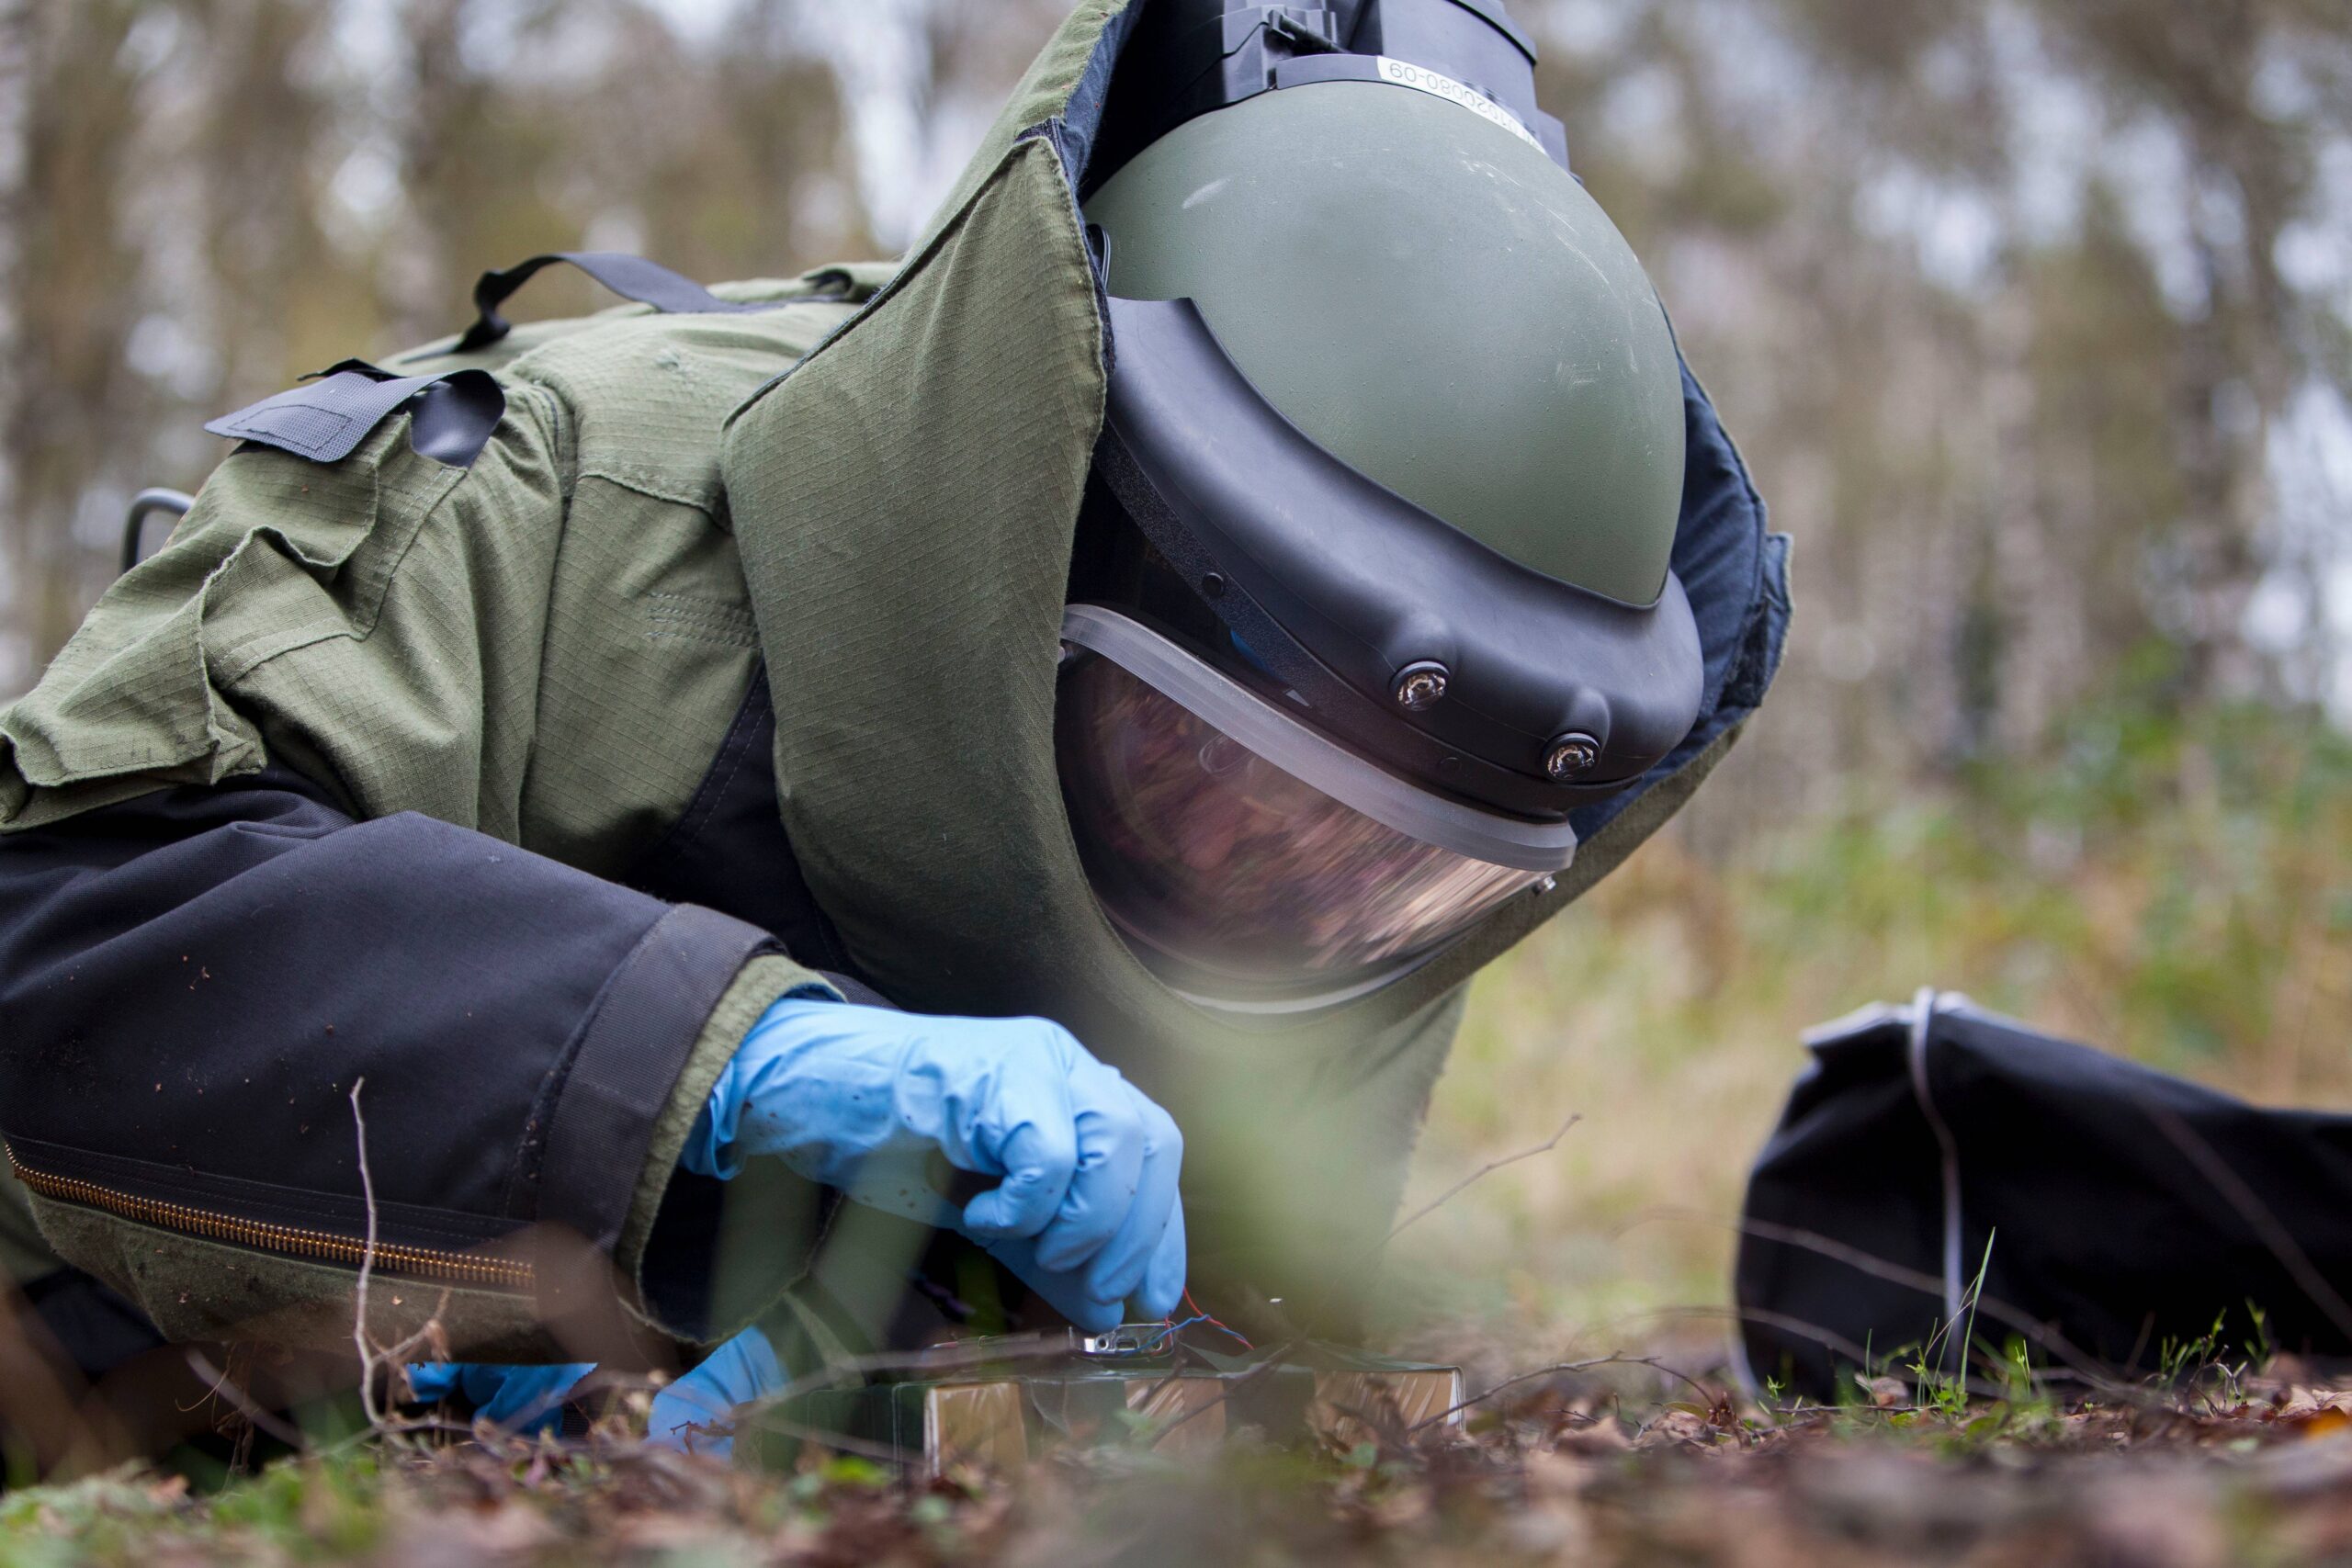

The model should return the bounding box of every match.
[0,0,1787,1434]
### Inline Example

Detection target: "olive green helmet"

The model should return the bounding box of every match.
[1053,0,1705,1007]
[1085,79,1687,611]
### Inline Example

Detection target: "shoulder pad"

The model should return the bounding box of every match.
[205,360,504,468]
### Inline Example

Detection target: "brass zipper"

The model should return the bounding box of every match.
[6,1147,533,1292]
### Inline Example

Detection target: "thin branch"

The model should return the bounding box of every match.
[1635,1303,1880,1373]
[384,1290,454,1359]
[1377,1113,1581,1255]
[377,1287,456,1406]
[345,1077,440,1437]
[311,1417,492,1460]
[343,1086,452,1436]
[349,1078,384,1429]
[1610,1205,2133,1395]
[1647,1304,2029,1402]
[185,1349,310,1451]
[1407,1353,1718,1434]
[726,1331,1083,1433]
[1144,1337,1301,1444]
[683,1411,907,1467]
[2139,1096,2352,1346]
[1630,1358,1727,1411]
[1717,1213,2128,1394]
[1130,1343,1202,1423]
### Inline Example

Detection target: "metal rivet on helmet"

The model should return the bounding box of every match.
[1544,733,1601,781]
[1393,661,1450,711]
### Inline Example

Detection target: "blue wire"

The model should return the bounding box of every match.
[1099,1314,1257,1357]
[1132,1314,1209,1354]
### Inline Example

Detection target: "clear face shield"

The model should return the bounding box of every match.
[1055,607,1578,1011]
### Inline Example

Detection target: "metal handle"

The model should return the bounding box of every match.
[119,488,194,575]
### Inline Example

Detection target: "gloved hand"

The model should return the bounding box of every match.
[404,1359,594,1435]
[684,998,1186,1331]
[405,1327,779,1456]
[645,1325,784,1459]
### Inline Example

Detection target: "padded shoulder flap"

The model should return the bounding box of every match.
[205,361,505,469]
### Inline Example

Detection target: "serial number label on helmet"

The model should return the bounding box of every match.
[1373,58,1545,153]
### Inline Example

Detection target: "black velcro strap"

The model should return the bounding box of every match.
[454,252,827,355]
[533,905,775,1253]
[204,362,505,469]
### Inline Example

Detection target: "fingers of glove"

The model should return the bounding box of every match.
[981,1233,1125,1334]
[649,1328,784,1455]
[403,1363,461,1404]
[1139,1193,1189,1324]
[840,1145,963,1230]
[959,1114,1079,1238]
[648,1384,735,1459]
[1030,1063,1150,1274]
[404,1362,593,1435]
[1079,1090,1184,1308]
[478,1363,595,1431]
[956,1024,1085,1239]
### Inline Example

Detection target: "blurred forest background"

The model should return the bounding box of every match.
[0,0,2346,1347]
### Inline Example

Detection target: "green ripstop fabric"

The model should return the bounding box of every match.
[719,0,1779,1325]
[0,270,881,1348]
[0,272,878,861]
[29,1201,550,1362]
[386,265,903,383]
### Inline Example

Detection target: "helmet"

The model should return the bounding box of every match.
[1057,0,1702,1010]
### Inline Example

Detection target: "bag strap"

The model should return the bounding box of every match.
[452,252,839,355]
[204,358,505,469]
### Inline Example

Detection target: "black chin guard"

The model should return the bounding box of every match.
[1092,294,1705,820]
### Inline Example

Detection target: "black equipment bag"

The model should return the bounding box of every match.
[1736,990,2352,1400]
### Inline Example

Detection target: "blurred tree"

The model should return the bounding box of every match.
[392,0,874,345]
[0,0,28,683]
[0,0,2343,836]
[1532,0,2350,841]
[4,2,146,688]
[0,0,876,699]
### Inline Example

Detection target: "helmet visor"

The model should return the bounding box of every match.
[1056,607,1576,1007]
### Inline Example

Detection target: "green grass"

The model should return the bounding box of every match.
[6,694,2348,1564]
[1393,694,2352,1356]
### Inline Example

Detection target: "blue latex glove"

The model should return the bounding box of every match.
[684,998,1186,1331]
[404,1360,594,1434]
[406,1330,778,1455]
[646,1325,784,1459]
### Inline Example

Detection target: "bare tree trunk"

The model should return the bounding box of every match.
[0,0,33,698]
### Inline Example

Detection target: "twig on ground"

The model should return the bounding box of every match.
[1719,1213,2125,1394]
[373,1289,455,1395]
[694,1411,907,1467]
[185,1349,310,1451]
[1649,1303,2036,1403]
[1377,1113,1581,1256]
[311,1418,492,1460]
[715,1330,1088,1439]
[608,1330,1203,1458]
[1611,1206,2134,1397]
[349,1077,390,1431]
[1144,1338,1303,1445]
[1637,1303,1880,1375]
[2140,1098,2352,1347]
[1131,1343,1203,1422]
[1408,1354,1721,1434]
[347,1079,456,1437]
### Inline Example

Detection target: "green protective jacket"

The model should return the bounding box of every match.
[0,0,1789,1363]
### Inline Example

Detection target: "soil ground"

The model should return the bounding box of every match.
[11,1352,2352,1566]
